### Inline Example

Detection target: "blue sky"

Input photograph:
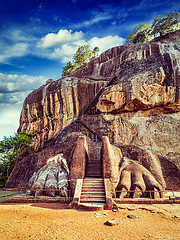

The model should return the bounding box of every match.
[0,0,180,140]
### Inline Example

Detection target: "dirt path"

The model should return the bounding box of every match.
[0,203,179,240]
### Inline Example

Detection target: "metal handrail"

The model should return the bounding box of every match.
[0,187,179,204]
[0,187,72,203]
[114,189,180,201]
[75,120,102,141]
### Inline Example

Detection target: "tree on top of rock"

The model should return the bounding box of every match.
[126,11,180,44]
[151,11,180,37]
[126,24,152,44]
[62,45,99,76]
[62,61,76,77]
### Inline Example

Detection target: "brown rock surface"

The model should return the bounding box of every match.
[6,30,180,191]
[81,111,180,173]
[18,77,106,150]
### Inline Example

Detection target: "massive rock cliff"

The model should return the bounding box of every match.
[18,77,106,150]
[6,30,180,191]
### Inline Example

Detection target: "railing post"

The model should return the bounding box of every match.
[35,189,37,203]
[149,191,153,205]
[4,189,7,203]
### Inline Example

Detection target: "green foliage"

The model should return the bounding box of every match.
[62,45,99,76]
[62,61,76,76]
[0,132,35,186]
[126,11,180,44]
[46,79,53,85]
[126,24,151,44]
[151,11,180,37]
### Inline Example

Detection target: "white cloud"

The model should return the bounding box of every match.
[0,105,22,140]
[50,35,125,63]
[73,14,112,28]
[0,73,47,140]
[0,26,125,65]
[50,39,86,63]
[0,43,28,63]
[0,91,30,104]
[37,29,125,63]
[88,35,125,54]
[72,5,118,29]
[37,29,84,48]
[0,73,46,94]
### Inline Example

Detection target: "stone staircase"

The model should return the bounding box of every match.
[72,136,112,210]
[80,178,106,209]
[79,139,106,209]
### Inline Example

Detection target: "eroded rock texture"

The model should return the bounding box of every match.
[6,30,180,193]
[19,77,106,150]
[71,31,180,112]
[28,154,69,197]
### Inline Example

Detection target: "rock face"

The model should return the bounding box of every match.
[6,30,180,193]
[18,77,106,150]
[71,31,180,112]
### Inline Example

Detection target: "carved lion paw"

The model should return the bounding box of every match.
[29,161,69,197]
[116,157,164,199]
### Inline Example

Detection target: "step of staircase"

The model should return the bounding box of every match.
[86,159,103,178]
[86,168,102,173]
[87,160,102,165]
[85,174,102,177]
[86,164,102,169]
[80,178,106,209]
[83,178,104,181]
[83,179,104,183]
[81,192,105,195]
[80,198,106,203]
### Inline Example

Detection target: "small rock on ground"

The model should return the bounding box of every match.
[112,209,118,212]
[95,213,101,216]
[104,220,119,226]
[127,214,139,219]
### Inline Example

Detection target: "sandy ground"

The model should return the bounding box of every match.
[0,203,179,240]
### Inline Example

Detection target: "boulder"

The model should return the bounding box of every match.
[6,30,180,193]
